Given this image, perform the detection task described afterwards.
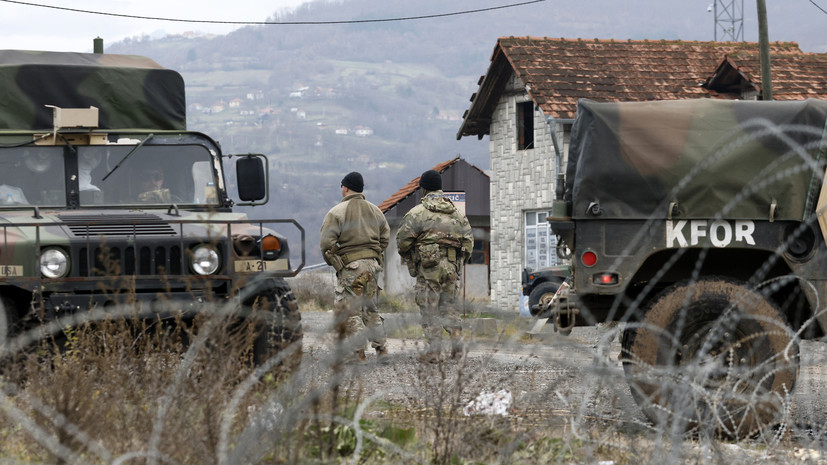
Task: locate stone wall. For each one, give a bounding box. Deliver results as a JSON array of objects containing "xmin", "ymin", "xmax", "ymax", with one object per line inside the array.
[{"xmin": 488, "ymin": 72, "xmax": 564, "ymax": 311}]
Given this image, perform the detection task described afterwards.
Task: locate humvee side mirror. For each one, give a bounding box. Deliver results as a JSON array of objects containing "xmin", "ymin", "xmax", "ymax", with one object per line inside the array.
[{"xmin": 235, "ymin": 154, "xmax": 269, "ymax": 206}]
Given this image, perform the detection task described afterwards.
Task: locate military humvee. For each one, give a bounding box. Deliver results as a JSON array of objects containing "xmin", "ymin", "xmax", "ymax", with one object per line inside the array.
[
  {"xmin": 0, "ymin": 49, "xmax": 303, "ymax": 368},
  {"xmin": 546, "ymin": 98, "xmax": 827, "ymax": 436},
  {"xmin": 521, "ymin": 265, "xmax": 568, "ymax": 317}
]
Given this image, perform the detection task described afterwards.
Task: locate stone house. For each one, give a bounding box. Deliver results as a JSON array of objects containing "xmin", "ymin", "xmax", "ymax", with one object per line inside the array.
[
  {"xmin": 457, "ymin": 37, "xmax": 827, "ymax": 312},
  {"xmin": 378, "ymin": 157, "xmax": 490, "ymax": 299}
]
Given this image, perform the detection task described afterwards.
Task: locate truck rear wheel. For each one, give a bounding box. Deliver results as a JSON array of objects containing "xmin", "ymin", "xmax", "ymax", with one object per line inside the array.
[{"xmin": 621, "ymin": 278, "xmax": 798, "ymax": 438}]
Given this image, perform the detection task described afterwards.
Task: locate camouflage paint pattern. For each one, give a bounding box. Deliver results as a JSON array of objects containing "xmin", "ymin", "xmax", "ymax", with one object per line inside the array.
[
  {"xmin": 566, "ymin": 99, "xmax": 827, "ymax": 221},
  {"xmin": 333, "ymin": 257, "xmax": 386, "ymax": 350},
  {"xmin": 0, "ymin": 50, "xmax": 185, "ymax": 131},
  {"xmin": 397, "ymin": 191, "xmax": 473, "ymax": 343}
]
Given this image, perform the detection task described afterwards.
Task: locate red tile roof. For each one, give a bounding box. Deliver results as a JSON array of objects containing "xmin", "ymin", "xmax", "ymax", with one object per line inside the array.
[
  {"xmin": 705, "ymin": 52, "xmax": 827, "ymax": 100},
  {"xmin": 378, "ymin": 156, "xmax": 488, "ymax": 213},
  {"xmin": 458, "ymin": 37, "xmax": 804, "ymax": 139}
]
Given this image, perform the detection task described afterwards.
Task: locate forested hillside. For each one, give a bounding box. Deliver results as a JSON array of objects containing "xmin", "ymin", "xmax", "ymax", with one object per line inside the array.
[{"xmin": 108, "ymin": 0, "xmax": 510, "ymax": 264}]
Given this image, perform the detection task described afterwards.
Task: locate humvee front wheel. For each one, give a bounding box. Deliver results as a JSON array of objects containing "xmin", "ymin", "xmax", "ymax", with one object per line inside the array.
[
  {"xmin": 528, "ymin": 281, "xmax": 561, "ymax": 317},
  {"xmin": 0, "ymin": 297, "xmax": 18, "ymax": 346},
  {"xmin": 621, "ymin": 278, "xmax": 798, "ymax": 438},
  {"xmin": 245, "ymin": 278, "xmax": 303, "ymax": 377}
]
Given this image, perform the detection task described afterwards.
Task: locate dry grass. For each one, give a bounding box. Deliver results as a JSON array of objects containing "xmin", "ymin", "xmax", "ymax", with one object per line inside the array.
[{"xmin": 0, "ymin": 273, "xmax": 822, "ymax": 465}]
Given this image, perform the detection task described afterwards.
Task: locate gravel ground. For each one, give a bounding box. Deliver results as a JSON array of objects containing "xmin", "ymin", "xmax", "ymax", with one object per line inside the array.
[
  {"xmin": 298, "ymin": 310, "xmax": 827, "ymax": 449},
  {"xmin": 300, "ymin": 311, "xmax": 654, "ymax": 427}
]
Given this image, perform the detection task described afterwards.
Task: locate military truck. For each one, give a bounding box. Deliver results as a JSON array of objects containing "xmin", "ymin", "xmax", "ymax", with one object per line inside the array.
[
  {"xmin": 521, "ymin": 265, "xmax": 568, "ymax": 317},
  {"xmin": 546, "ymin": 98, "xmax": 827, "ymax": 436},
  {"xmin": 0, "ymin": 49, "xmax": 303, "ymax": 369}
]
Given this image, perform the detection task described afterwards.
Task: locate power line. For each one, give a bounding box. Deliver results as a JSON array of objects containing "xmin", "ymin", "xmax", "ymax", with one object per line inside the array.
[
  {"xmin": 809, "ymin": 0, "xmax": 827, "ymax": 15},
  {"xmin": 0, "ymin": 0, "xmax": 546, "ymax": 25}
]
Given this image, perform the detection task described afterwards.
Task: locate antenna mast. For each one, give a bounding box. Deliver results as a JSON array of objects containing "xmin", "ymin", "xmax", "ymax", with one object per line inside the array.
[{"xmin": 710, "ymin": 0, "xmax": 745, "ymax": 41}]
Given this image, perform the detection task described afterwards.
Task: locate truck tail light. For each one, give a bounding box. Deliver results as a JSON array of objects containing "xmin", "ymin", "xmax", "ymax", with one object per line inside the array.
[
  {"xmin": 581, "ymin": 250, "xmax": 597, "ymax": 267},
  {"xmin": 593, "ymin": 272, "xmax": 618, "ymax": 285}
]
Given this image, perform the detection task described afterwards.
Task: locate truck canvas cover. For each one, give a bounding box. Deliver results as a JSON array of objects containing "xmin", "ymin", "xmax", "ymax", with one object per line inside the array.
[
  {"xmin": 0, "ymin": 50, "xmax": 185, "ymax": 131},
  {"xmin": 565, "ymin": 99, "xmax": 827, "ymax": 221}
]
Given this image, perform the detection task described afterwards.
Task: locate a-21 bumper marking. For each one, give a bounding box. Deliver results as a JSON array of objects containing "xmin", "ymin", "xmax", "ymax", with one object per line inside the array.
[{"xmin": 233, "ymin": 258, "xmax": 289, "ymax": 273}]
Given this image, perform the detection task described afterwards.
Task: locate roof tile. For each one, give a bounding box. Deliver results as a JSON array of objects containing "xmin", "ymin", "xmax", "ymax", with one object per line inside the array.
[{"xmin": 458, "ymin": 37, "xmax": 810, "ymax": 138}]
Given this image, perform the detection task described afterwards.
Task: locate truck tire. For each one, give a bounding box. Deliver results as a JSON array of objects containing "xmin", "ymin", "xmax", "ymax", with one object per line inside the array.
[
  {"xmin": 245, "ymin": 278, "xmax": 303, "ymax": 377},
  {"xmin": 0, "ymin": 296, "xmax": 18, "ymax": 345},
  {"xmin": 621, "ymin": 278, "xmax": 798, "ymax": 438},
  {"xmin": 0, "ymin": 296, "xmax": 20, "ymax": 361},
  {"xmin": 528, "ymin": 281, "xmax": 561, "ymax": 317}
]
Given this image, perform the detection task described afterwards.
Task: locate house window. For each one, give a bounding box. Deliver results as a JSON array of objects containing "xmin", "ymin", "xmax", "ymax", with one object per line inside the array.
[
  {"xmin": 525, "ymin": 210, "xmax": 557, "ymax": 270},
  {"xmin": 470, "ymin": 239, "xmax": 489, "ymax": 265},
  {"xmin": 517, "ymin": 101, "xmax": 534, "ymax": 150}
]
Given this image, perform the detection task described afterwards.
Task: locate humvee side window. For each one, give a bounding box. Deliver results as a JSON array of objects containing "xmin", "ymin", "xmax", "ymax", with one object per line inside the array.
[{"xmin": 0, "ymin": 147, "xmax": 66, "ymax": 206}]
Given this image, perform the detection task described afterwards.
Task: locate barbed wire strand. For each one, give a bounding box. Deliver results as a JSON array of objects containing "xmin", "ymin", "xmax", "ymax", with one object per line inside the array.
[{"xmin": 0, "ymin": 0, "xmax": 546, "ymax": 25}]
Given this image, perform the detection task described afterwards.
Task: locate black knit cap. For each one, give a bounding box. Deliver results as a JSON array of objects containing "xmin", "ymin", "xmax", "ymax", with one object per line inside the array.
[
  {"xmin": 419, "ymin": 170, "xmax": 442, "ymax": 192},
  {"xmin": 341, "ymin": 171, "xmax": 364, "ymax": 192}
]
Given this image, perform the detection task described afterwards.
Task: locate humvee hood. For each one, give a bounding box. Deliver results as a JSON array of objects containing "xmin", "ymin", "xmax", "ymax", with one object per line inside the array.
[{"xmin": 566, "ymin": 99, "xmax": 827, "ymax": 221}]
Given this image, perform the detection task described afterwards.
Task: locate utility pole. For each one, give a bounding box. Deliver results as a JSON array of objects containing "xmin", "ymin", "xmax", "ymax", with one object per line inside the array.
[{"xmin": 756, "ymin": 0, "xmax": 773, "ymax": 100}]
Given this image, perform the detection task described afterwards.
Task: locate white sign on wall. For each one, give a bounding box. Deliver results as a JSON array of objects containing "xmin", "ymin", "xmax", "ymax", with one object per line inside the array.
[{"xmin": 444, "ymin": 191, "xmax": 466, "ymax": 215}]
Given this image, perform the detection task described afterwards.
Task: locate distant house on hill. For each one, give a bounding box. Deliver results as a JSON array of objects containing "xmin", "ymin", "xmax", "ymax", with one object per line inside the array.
[
  {"xmin": 246, "ymin": 90, "xmax": 264, "ymax": 101},
  {"xmin": 354, "ymin": 126, "xmax": 374, "ymax": 137},
  {"xmin": 379, "ymin": 157, "xmax": 490, "ymax": 298},
  {"xmin": 457, "ymin": 37, "xmax": 827, "ymax": 312}
]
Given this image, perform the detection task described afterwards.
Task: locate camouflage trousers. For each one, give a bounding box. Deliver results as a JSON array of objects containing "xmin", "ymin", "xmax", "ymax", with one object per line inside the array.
[
  {"xmin": 414, "ymin": 256, "xmax": 463, "ymax": 345},
  {"xmin": 334, "ymin": 257, "xmax": 386, "ymax": 350}
]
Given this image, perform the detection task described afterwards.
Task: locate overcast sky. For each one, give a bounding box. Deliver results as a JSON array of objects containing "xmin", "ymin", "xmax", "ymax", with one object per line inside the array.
[
  {"xmin": 0, "ymin": 0, "xmax": 308, "ymax": 52},
  {"xmin": 1, "ymin": 1, "xmax": 826, "ymax": 54}
]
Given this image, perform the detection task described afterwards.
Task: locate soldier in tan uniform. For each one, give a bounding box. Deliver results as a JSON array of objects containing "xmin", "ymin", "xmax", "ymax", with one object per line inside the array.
[
  {"xmin": 397, "ymin": 170, "xmax": 473, "ymax": 362},
  {"xmin": 320, "ymin": 171, "xmax": 390, "ymax": 361}
]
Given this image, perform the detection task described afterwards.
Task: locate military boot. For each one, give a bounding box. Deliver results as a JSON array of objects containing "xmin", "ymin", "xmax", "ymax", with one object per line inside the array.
[
  {"xmin": 375, "ymin": 346, "xmax": 390, "ymax": 364},
  {"xmin": 351, "ymin": 349, "xmax": 367, "ymax": 363},
  {"xmin": 418, "ymin": 350, "xmax": 440, "ymax": 364}
]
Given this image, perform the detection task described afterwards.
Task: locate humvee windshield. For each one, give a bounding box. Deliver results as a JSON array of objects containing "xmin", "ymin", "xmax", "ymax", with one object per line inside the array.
[{"xmin": 0, "ymin": 144, "xmax": 218, "ymax": 208}]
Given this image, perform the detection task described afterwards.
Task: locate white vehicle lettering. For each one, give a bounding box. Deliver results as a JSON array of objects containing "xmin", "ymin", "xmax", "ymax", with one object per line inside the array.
[
  {"xmin": 735, "ymin": 220, "xmax": 756, "ymax": 245},
  {"xmin": 709, "ymin": 220, "xmax": 732, "ymax": 248},
  {"xmin": 666, "ymin": 220, "xmax": 755, "ymax": 248},
  {"xmin": 666, "ymin": 220, "xmax": 688, "ymax": 247},
  {"xmin": 690, "ymin": 220, "xmax": 707, "ymax": 246}
]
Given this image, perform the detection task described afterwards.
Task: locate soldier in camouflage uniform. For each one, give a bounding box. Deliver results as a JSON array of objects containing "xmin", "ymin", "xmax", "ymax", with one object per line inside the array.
[
  {"xmin": 320, "ymin": 171, "xmax": 390, "ymax": 361},
  {"xmin": 397, "ymin": 170, "xmax": 473, "ymax": 362}
]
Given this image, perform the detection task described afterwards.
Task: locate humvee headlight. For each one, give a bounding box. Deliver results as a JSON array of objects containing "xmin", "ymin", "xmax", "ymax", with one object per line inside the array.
[
  {"xmin": 40, "ymin": 248, "xmax": 70, "ymax": 278},
  {"xmin": 191, "ymin": 245, "xmax": 220, "ymax": 275}
]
